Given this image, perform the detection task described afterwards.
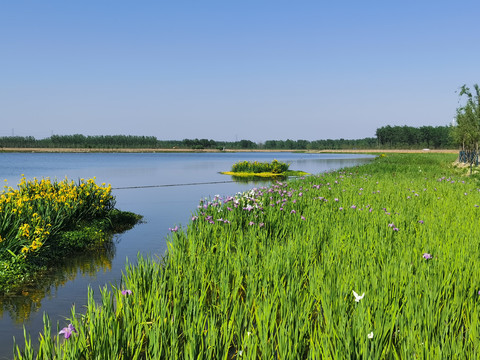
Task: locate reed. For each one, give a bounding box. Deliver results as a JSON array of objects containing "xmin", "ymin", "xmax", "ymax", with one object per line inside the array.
[{"xmin": 15, "ymin": 153, "xmax": 480, "ymax": 359}]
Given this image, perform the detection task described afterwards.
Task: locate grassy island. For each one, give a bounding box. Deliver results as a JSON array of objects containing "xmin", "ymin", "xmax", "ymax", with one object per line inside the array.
[
  {"xmin": 221, "ymin": 159, "xmax": 309, "ymax": 179},
  {"xmin": 0, "ymin": 176, "xmax": 141, "ymax": 293},
  {"xmin": 14, "ymin": 153, "xmax": 480, "ymax": 359}
]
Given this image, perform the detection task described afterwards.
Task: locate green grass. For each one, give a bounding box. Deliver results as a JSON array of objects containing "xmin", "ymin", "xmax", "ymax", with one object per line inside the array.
[{"xmin": 14, "ymin": 153, "xmax": 480, "ymax": 359}]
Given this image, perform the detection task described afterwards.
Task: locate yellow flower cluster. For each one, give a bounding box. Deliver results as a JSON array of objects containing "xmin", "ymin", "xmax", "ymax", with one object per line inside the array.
[{"xmin": 0, "ymin": 176, "xmax": 114, "ymax": 258}]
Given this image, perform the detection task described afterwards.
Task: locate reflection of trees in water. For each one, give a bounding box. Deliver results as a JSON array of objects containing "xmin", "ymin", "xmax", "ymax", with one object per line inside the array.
[
  {"xmin": 0, "ymin": 239, "xmax": 116, "ymax": 323},
  {"xmin": 230, "ymin": 175, "xmax": 286, "ymax": 184}
]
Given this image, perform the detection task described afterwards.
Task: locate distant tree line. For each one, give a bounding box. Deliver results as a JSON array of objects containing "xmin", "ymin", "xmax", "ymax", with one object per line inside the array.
[
  {"xmin": 375, "ymin": 125, "xmax": 453, "ymax": 149},
  {"xmin": 0, "ymin": 125, "xmax": 455, "ymax": 150}
]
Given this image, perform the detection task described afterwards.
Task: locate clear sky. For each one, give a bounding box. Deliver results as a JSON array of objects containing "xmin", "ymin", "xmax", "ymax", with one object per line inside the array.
[{"xmin": 1, "ymin": 1, "xmax": 479, "ymax": 142}]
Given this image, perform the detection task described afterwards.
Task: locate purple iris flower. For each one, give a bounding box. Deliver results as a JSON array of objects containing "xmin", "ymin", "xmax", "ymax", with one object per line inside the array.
[
  {"xmin": 423, "ymin": 253, "xmax": 432, "ymax": 260},
  {"xmin": 59, "ymin": 324, "xmax": 77, "ymax": 339},
  {"xmin": 418, "ymin": 220, "xmax": 424, "ymax": 224},
  {"xmin": 169, "ymin": 226, "xmax": 179, "ymax": 232},
  {"xmin": 122, "ymin": 289, "xmax": 133, "ymax": 295}
]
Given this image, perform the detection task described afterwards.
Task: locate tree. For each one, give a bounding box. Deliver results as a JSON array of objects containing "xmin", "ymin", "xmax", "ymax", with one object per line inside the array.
[{"xmin": 452, "ymin": 84, "xmax": 480, "ymax": 172}]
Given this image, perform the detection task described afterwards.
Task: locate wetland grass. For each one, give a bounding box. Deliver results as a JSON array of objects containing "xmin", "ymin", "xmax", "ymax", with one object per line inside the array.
[{"xmin": 14, "ymin": 153, "xmax": 480, "ymax": 359}]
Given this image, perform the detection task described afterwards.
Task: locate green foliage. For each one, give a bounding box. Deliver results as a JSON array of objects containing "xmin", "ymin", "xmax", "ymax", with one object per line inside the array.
[
  {"xmin": 0, "ymin": 177, "xmax": 140, "ymax": 292},
  {"xmin": 231, "ymin": 159, "xmax": 290, "ymax": 174},
  {"xmin": 452, "ymin": 84, "xmax": 480, "ymax": 163},
  {"xmin": 375, "ymin": 125, "xmax": 453, "ymax": 149}
]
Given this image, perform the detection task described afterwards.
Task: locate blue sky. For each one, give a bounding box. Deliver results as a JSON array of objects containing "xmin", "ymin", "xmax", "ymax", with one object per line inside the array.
[{"xmin": 1, "ymin": 1, "xmax": 479, "ymax": 142}]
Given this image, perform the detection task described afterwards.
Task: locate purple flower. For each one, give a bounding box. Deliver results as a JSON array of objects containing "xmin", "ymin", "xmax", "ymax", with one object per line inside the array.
[
  {"xmin": 418, "ymin": 220, "xmax": 424, "ymax": 224},
  {"xmin": 334, "ymin": 198, "xmax": 339, "ymax": 202},
  {"xmin": 339, "ymin": 207, "xmax": 343, "ymax": 211},
  {"xmin": 301, "ymin": 216, "xmax": 306, "ymax": 221},
  {"xmin": 259, "ymin": 222, "xmax": 265, "ymax": 228},
  {"xmin": 478, "ymin": 290, "xmax": 480, "ymax": 295},
  {"xmin": 59, "ymin": 324, "xmax": 77, "ymax": 339},
  {"xmin": 423, "ymin": 253, "xmax": 432, "ymax": 260},
  {"xmin": 122, "ymin": 289, "xmax": 133, "ymax": 295},
  {"xmin": 169, "ymin": 226, "xmax": 179, "ymax": 232},
  {"xmin": 191, "ymin": 216, "xmax": 198, "ymax": 221},
  {"xmin": 290, "ymin": 210, "xmax": 296, "ymax": 214},
  {"xmin": 249, "ymin": 221, "xmax": 255, "ymax": 226},
  {"xmin": 351, "ymin": 205, "xmax": 356, "ymax": 209}
]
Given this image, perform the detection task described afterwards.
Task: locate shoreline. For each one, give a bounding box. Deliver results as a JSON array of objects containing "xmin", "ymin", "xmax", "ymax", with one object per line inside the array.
[{"xmin": 0, "ymin": 147, "xmax": 459, "ymax": 154}]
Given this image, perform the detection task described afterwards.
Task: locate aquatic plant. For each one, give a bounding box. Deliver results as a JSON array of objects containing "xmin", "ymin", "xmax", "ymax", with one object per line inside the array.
[
  {"xmin": 0, "ymin": 176, "xmax": 139, "ymax": 292},
  {"xmin": 231, "ymin": 159, "xmax": 290, "ymax": 174}
]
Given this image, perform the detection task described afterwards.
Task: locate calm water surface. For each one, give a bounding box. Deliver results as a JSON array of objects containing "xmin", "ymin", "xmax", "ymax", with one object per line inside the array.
[{"xmin": 0, "ymin": 152, "xmax": 374, "ymax": 358}]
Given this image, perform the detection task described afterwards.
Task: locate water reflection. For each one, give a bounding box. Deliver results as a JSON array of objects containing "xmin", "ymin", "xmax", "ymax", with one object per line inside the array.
[
  {"xmin": 0, "ymin": 240, "xmax": 115, "ymax": 323},
  {"xmin": 229, "ymin": 175, "xmax": 286, "ymax": 183}
]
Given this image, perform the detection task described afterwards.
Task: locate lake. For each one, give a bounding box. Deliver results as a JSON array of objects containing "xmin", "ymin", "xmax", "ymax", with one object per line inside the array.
[{"xmin": 0, "ymin": 151, "xmax": 374, "ymax": 359}]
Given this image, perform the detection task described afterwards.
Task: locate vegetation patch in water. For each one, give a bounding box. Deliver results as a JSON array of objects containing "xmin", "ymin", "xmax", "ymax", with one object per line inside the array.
[
  {"xmin": 221, "ymin": 159, "xmax": 309, "ymax": 179},
  {"xmin": 0, "ymin": 176, "xmax": 141, "ymax": 293}
]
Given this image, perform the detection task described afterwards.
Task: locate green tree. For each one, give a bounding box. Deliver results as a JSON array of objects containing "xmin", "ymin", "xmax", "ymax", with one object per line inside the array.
[{"xmin": 452, "ymin": 84, "xmax": 480, "ymax": 172}]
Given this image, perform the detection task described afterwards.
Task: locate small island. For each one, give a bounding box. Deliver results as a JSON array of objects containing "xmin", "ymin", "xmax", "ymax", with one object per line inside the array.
[{"xmin": 221, "ymin": 159, "xmax": 309, "ymax": 179}]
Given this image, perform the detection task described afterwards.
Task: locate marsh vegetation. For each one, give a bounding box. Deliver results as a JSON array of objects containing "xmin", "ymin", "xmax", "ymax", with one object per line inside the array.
[{"xmin": 13, "ymin": 153, "xmax": 480, "ymax": 358}]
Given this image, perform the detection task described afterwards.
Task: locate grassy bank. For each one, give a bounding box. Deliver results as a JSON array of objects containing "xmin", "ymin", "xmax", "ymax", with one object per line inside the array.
[
  {"xmin": 14, "ymin": 153, "xmax": 480, "ymax": 359},
  {"xmin": 0, "ymin": 177, "xmax": 140, "ymax": 293}
]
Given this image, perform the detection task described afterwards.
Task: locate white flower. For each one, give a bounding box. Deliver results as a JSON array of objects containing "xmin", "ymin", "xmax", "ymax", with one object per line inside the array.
[
  {"xmin": 367, "ymin": 332, "xmax": 374, "ymax": 339},
  {"xmin": 352, "ymin": 290, "xmax": 365, "ymax": 302}
]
